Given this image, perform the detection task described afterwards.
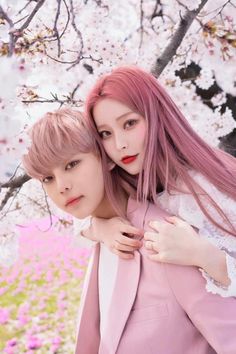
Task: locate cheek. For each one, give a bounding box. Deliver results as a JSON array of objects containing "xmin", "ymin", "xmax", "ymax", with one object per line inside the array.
[
  {"xmin": 91, "ymin": 172, "xmax": 105, "ymax": 202},
  {"xmin": 47, "ymin": 191, "xmax": 59, "ymax": 207},
  {"xmin": 44, "ymin": 187, "xmax": 53, "ymax": 200},
  {"xmin": 102, "ymin": 139, "xmax": 116, "ymax": 157},
  {"xmin": 132, "ymin": 123, "xmax": 147, "ymax": 145}
]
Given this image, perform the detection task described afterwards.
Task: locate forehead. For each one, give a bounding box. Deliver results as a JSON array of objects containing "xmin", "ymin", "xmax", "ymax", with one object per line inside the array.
[{"xmin": 93, "ymin": 98, "xmax": 133, "ymax": 123}]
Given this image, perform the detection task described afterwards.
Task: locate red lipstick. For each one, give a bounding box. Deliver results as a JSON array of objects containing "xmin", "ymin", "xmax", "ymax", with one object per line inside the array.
[
  {"xmin": 65, "ymin": 196, "xmax": 82, "ymax": 207},
  {"xmin": 121, "ymin": 155, "xmax": 138, "ymax": 164}
]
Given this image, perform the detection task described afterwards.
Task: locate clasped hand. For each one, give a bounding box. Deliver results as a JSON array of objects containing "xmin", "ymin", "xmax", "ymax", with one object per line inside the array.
[
  {"xmin": 144, "ymin": 216, "xmax": 203, "ymax": 267},
  {"xmin": 81, "ymin": 215, "xmax": 205, "ymax": 266}
]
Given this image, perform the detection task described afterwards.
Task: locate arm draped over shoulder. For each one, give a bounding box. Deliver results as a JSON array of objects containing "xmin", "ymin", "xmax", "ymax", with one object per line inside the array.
[{"xmin": 158, "ymin": 170, "xmax": 236, "ymax": 297}]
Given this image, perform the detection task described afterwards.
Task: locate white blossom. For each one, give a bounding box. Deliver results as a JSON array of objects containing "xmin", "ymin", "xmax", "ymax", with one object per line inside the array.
[{"xmin": 195, "ymin": 68, "xmax": 215, "ymax": 90}]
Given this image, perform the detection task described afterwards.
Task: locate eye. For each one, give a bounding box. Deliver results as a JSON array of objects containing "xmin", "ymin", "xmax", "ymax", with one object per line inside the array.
[
  {"xmin": 42, "ymin": 176, "xmax": 53, "ymax": 184},
  {"xmin": 124, "ymin": 119, "xmax": 138, "ymax": 129},
  {"xmin": 99, "ymin": 131, "xmax": 111, "ymax": 139},
  {"xmin": 66, "ymin": 160, "xmax": 80, "ymax": 170}
]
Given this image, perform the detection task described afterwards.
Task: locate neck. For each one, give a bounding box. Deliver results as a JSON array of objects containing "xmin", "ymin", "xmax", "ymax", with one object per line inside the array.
[{"xmin": 92, "ymin": 188, "xmax": 128, "ymax": 219}]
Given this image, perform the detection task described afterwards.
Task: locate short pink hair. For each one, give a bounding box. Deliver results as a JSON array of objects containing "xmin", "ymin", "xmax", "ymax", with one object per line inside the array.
[{"xmin": 22, "ymin": 108, "xmax": 99, "ymax": 180}]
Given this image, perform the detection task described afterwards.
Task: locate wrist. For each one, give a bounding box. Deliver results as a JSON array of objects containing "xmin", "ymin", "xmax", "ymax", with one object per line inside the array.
[
  {"xmin": 197, "ymin": 239, "xmax": 230, "ymax": 286},
  {"xmin": 190, "ymin": 238, "xmax": 210, "ymax": 268},
  {"xmin": 90, "ymin": 216, "xmax": 107, "ymax": 243},
  {"xmin": 196, "ymin": 238, "xmax": 220, "ymax": 269}
]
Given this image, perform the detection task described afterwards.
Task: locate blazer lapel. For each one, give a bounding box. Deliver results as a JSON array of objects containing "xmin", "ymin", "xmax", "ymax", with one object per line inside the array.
[
  {"xmin": 75, "ymin": 243, "xmax": 100, "ymax": 354},
  {"xmin": 99, "ymin": 251, "xmax": 141, "ymax": 353},
  {"xmin": 99, "ymin": 199, "xmax": 148, "ymax": 353},
  {"xmin": 76, "ymin": 199, "xmax": 149, "ymax": 354}
]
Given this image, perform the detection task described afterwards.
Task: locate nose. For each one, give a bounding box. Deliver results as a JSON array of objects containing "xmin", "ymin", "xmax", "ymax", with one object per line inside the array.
[
  {"xmin": 114, "ymin": 132, "xmax": 128, "ymax": 150},
  {"xmin": 56, "ymin": 176, "xmax": 72, "ymax": 194}
]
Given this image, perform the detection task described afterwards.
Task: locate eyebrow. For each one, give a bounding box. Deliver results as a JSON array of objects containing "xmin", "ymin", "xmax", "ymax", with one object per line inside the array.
[{"xmin": 96, "ymin": 111, "xmax": 133, "ymax": 129}]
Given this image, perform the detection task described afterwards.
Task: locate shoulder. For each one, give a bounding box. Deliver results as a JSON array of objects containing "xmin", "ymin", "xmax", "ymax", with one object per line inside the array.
[
  {"xmin": 186, "ymin": 170, "xmax": 235, "ymax": 213},
  {"xmin": 158, "ymin": 170, "xmax": 235, "ymax": 228},
  {"xmin": 127, "ymin": 197, "xmax": 170, "ymax": 229}
]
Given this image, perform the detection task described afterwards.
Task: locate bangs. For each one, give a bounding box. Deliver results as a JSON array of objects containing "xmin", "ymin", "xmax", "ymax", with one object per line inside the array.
[{"xmin": 22, "ymin": 108, "xmax": 98, "ymax": 179}]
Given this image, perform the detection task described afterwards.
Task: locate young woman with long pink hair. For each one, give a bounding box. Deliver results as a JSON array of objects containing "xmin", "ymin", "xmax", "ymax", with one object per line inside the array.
[{"xmin": 84, "ymin": 65, "xmax": 236, "ymax": 297}]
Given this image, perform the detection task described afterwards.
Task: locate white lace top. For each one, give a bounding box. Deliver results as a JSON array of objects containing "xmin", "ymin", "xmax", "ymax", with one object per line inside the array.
[{"xmin": 158, "ymin": 170, "xmax": 236, "ymax": 297}]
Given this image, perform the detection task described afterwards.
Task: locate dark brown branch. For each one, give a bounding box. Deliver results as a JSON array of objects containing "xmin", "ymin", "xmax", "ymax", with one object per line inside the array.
[
  {"xmin": 67, "ymin": 0, "xmax": 84, "ymax": 70},
  {"xmin": 0, "ymin": 6, "xmax": 13, "ymax": 27},
  {"xmin": 1, "ymin": 0, "xmax": 46, "ymax": 56},
  {"xmin": 0, "ymin": 185, "xmax": 22, "ymax": 214},
  {"xmin": 17, "ymin": 0, "xmax": 37, "ymax": 16},
  {"xmin": 1, "ymin": 174, "xmax": 31, "ymax": 189},
  {"xmin": 22, "ymin": 97, "xmax": 82, "ymax": 105},
  {"xmin": 151, "ymin": 0, "xmax": 208, "ymax": 77},
  {"xmin": 54, "ymin": 0, "xmax": 62, "ymax": 57},
  {"xmin": 71, "ymin": 82, "xmax": 82, "ymax": 99},
  {"xmin": 58, "ymin": 0, "xmax": 70, "ymax": 41},
  {"xmin": 18, "ymin": 0, "xmax": 46, "ymax": 32},
  {"xmin": 0, "ymin": 5, "xmax": 15, "ymax": 56},
  {"xmin": 139, "ymin": 0, "xmax": 144, "ymax": 49}
]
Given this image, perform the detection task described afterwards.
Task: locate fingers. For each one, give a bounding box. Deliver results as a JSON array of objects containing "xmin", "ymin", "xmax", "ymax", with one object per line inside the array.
[
  {"xmin": 147, "ymin": 253, "xmax": 162, "ymax": 262},
  {"xmin": 80, "ymin": 228, "xmax": 96, "ymax": 241},
  {"xmin": 114, "ymin": 241, "xmax": 141, "ymax": 252},
  {"xmin": 144, "ymin": 231, "xmax": 158, "ymax": 242},
  {"xmin": 111, "ymin": 248, "xmax": 134, "ymax": 260},
  {"xmin": 149, "ymin": 220, "xmax": 162, "ymax": 232},
  {"xmin": 149, "ymin": 218, "xmax": 183, "ymax": 232},
  {"xmin": 164, "ymin": 216, "xmax": 186, "ymax": 226},
  {"xmin": 122, "ymin": 224, "xmax": 144, "ymax": 237},
  {"xmin": 145, "ymin": 240, "xmax": 159, "ymax": 252},
  {"xmin": 120, "ymin": 235, "xmax": 143, "ymax": 248}
]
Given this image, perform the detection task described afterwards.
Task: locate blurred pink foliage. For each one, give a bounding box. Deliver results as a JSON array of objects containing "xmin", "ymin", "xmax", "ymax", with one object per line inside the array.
[{"xmin": 0, "ymin": 218, "xmax": 91, "ymax": 353}]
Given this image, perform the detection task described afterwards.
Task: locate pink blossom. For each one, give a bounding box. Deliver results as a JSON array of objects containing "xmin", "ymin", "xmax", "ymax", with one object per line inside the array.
[
  {"xmin": 58, "ymin": 291, "xmax": 66, "ymax": 300},
  {"xmin": 50, "ymin": 344, "xmax": 60, "ymax": 353},
  {"xmin": 17, "ymin": 314, "xmax": 29, "ymax": 326},
  {"xmin": 52, "ymin": 336, "xmax": 62, "ymax": 345},
  {"xmin": 0, "ymin": 307, "xmax": 10, "ymax": 324},
  {"xmin": 38, "ymin": 312, "xmax": 48, "ymax": 320},
  {"xmin": 6, "ymin": 338, "xmax": 17, "ymax": 347},
  {"xmin": 73, "ymin": 269, "xmax": 84, "ymax": 278},
  {"xmin": 4, "ymin": 347, "xmax": 16, "ymax": 354},
  {"xmin": 0, "ymin": 287, "xmax": 8, "ymax": 295},
  {"xmin": 27, "ymin": 335, "xmax": 42, "ymax": 350}
]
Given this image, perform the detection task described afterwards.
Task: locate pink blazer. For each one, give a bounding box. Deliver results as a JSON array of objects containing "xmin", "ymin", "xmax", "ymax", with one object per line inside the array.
[{"xmin": 75, "ymin": 199, "xmax": 236, "ymax": 354}]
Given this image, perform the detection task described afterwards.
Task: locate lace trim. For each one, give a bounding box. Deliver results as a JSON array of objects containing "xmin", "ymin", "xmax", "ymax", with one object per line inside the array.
[{"xmin": 200, "ymin": 253, "xmax": 236, "ymax": 297}]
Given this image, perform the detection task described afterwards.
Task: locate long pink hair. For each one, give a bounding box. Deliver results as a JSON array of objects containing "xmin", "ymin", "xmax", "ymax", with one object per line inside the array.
[{"xmin": 85, "ymin": 66, "xmax": 236, "ymax": 236}]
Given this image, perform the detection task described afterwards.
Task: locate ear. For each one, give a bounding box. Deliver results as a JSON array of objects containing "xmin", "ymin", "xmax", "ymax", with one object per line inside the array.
[{"xmin": 107, "ymin": 160, "xmax": 116, "ymax": 171}]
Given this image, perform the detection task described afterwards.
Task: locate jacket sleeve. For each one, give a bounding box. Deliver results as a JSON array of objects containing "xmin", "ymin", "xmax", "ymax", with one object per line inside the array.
[{"xmin": 165, "ymin": 262, "xmax": 236, "ymax": 354}]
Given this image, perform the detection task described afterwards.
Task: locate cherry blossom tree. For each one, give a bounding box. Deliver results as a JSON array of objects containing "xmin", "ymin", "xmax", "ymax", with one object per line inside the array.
[{"xmin": 0, "ymin": 0, "xmax": 236, "ymax": 265}]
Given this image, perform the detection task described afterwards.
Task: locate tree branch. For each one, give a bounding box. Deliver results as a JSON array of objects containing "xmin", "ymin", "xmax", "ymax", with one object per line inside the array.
[
  {"xmin": 53, "ymin": 0, "xmax": 62, "ymax": 57},
  {"xmin": 151, "ymin": 0, "xmax": 208, "ymax": 77},
  {"xmin": 0, "ymin": 5, "xmax": 15, "ymax": 56},
  {"xmin": 18, "ymin": 0, "xmax": 46, "ymax": 32},
  {"xmin": 1, "ymin": 174, "xmax": 31, "ymax": 190}
]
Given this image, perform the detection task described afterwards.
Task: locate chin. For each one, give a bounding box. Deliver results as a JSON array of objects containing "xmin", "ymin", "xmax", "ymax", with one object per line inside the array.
[
  {"xmin": 124, "ymin": 166, "xmax": 141, "ymax": 175},
  {"xmin": 74, "ymin": 212, "xmax": 90, "ymax": 219}
]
